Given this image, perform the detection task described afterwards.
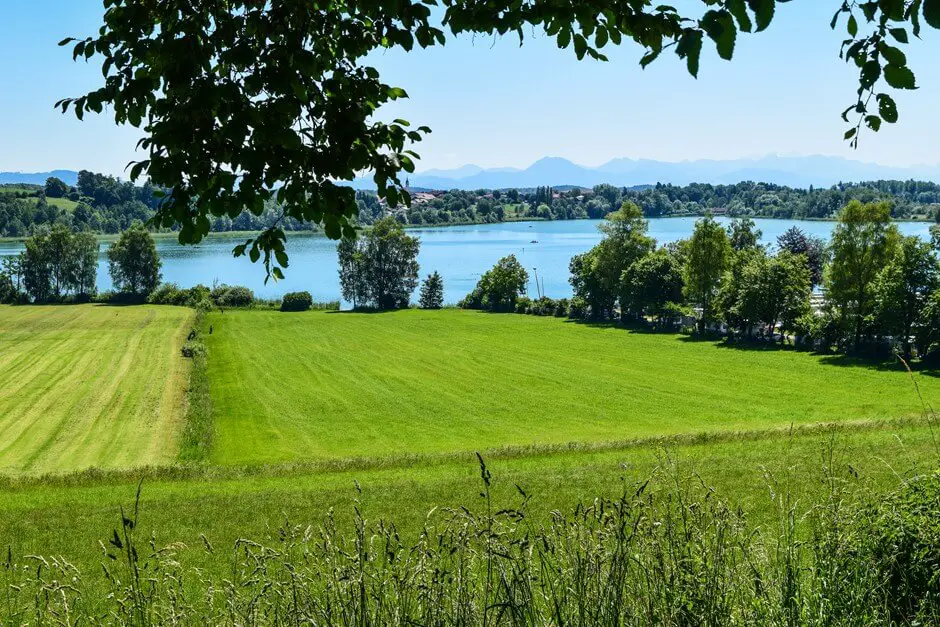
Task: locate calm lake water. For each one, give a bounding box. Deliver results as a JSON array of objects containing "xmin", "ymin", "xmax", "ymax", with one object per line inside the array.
[{"xmin": 1, "ymin": 218, "xmax": 934, "ymax": 304}]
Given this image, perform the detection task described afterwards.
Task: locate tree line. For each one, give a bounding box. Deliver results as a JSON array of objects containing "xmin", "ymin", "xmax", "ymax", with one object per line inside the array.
[
  {"xmin": 3, "ymin": 174, "xmax": 939, "ymax": 240},
  {"xmin": 0, "ymin": 223, "xmax": 161, "ymax": 304},
  {"xmin": 360, "ymin": 180, "xmax": 940, "ymax": 228},
  {"xmin": 460, "ymin": 201, "xmax": 940, "ymax": 363}
]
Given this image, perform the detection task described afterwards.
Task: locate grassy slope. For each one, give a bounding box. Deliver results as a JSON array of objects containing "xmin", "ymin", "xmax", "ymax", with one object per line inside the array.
[
  {"xmin": 206, "ymin": 308, "xmax": 940, "ymax": 466},
  {"xmin": 0, "ymin": 424, "xmax": 936, "ymax": 582},
  {"xmin": 0, "ymin": 305, "xmax": 194, "ymax": 473}
]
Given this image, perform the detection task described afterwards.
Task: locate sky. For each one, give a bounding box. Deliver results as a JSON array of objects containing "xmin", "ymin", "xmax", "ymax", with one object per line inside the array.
[{"xmin": 1, "ymin": 1, "xmax": 938, "ymax": 177}]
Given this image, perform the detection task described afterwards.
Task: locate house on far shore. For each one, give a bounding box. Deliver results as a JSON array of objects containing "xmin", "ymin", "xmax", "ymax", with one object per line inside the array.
[{"xmin": 709, "ymin": 207, "xmax": 729, "ymax": 216}]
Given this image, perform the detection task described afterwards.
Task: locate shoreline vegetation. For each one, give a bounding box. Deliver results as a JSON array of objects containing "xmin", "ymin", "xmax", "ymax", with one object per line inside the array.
[{"xmin": 2, "ymin": 174, "xmax": 939, "ymax": 244}]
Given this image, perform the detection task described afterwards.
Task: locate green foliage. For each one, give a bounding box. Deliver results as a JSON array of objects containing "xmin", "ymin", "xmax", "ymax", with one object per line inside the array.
[
  {"xmin": 280, "ymin": 291, "xmax": 314, "ymax": 312},
  {"xmin": 418, "ymin": 271, "xmax": 444, "ymax": 309},
  {"xmin": 465, "ymin": 254, "xmax": 529, "ymax": 312},
  {"xmin": 722, "ymin": 249, "xmax": 811, "ymax": 341},
  {"xmin": 570, "ymin": 202, "xmax": 655, "ymax": 319},
  {"xmin": 873, "ymin": 235, "xmax": 939, "ymax": 358},
  {"xmin": 107, "ymin": 222, "xmax": 162, "ymax": 296},
  {"xmin": 17, "ymin": 225, "xmax": 99, "ymax": 302},
  {"xmin": 210, "ymin": 284, "xmax": 254, "ymax": 308},
  {"xmin": 726, "ymin": 216, "xmax": 762, "ymax": 251},
  {"xmin": 43, "ymin": 176, "xmax": 69, "ymax": 199},
  {"xmin": 826, "ymin": 200, "xmax": 901, "ymax": 349},
  {"xmin": 621, "ymin": 247, "xmax": 685, "ymax": 323},
  {"xmin": 684, "ymin": 214, "xmax": 732, "ymax": 331},
  {"xmin": 776, "ymin": 225, "xmax": 827, "ymax": 287},
  {"xmin": 337, "ymin": 217, "xmax": 420, "ymax": 309}
]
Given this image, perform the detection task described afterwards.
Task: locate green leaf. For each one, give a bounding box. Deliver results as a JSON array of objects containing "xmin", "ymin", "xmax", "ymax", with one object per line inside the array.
[
  {"xmin": 595, "ymin": 27, "xmax": 608, "ymax": 49},
  {"xmin": 889, "ymin": 28, "xmax": 909, "ymax": 43},
  {"xmin": 676, "ymin": 30, "xmax": 703, "ymax": 78},
  {"xmin": 844, "ymin": 127, "xmax": 857, "ymax": 140},
  {"xmin": 924, "ymin": 0, "xmax": 940, "ymax": 28},
  {"xmin": 878, "ymin": 42, "xmax": 907, "ymax": 67},
  {"xmin": 727, "ymin": 0, "xmax": 753, "ymax": 32},
  {"xmin": 877, "ymin": 93, "xmax": 899, "ymax": 123},
  {"xmin": 884, "ymin": 64, "xmax": 917, "ymax": 89},
  {"xmin": 573, "ymin": 33, "xmax": 587, "ymax": 60},
  {"xmin": 556, "ymin": 28, "xmax": 570, "ymax": 49},
  {"xmin": 702, "ymin": 11, "xmax": 736, "ymax": 61},
  {"xmin": 746, "ymin": 0, "xmax": 775, "ymax": 32},
  {"xmin": 847, "ymin": 15, "xmax": 858, "ymax": 37},
  {"xmin": 864, "ymin": 115, "xmax": 882, "ymax": 131}
]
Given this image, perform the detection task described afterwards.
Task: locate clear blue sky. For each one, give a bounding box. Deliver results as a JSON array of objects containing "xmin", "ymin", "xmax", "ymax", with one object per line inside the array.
[{"xmin": 1, "ymin": 1, "xmax": 938, "ymax": 177}]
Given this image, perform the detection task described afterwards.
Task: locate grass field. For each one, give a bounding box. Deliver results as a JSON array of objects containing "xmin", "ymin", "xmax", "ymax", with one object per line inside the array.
[
  {"xmin": 205, "ymin": 308, "xmax": 940, "ymax": 465},
  {"xmin": 0, "ymin": 305, "xmax": 939, "ymax": 599},
  {"xmin": 0, "ymin": 305, "xmax": 194, "ymax": 473}
]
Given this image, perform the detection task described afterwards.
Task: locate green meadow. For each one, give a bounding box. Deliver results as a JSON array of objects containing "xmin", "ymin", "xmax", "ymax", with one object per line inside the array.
[
  {"xmin": 205, "ymin": 309, "xmax": 940, "ymax": 465},
  {"xmin": 0, "ymin": 305, "xmax": 938, "ymax": 585}
]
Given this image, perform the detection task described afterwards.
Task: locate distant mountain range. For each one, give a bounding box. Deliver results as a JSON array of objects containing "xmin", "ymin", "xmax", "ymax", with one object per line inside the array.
[
  {"xmin": 0, "ymin": 170, "xmax": 79, "ymax": 186},
  {"xmin": 355, "ymin": 155, "xmax": 940, "ymax": 191},
  {"xmin": 5, "ymin": 155, "xmax": 940, "ymax": 194}
]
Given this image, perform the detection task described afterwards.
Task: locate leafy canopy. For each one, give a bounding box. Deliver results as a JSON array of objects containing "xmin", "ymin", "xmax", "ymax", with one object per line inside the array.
[{"xmin": 58, "ymin": 0, "xmax": 938, "ymax": 275}]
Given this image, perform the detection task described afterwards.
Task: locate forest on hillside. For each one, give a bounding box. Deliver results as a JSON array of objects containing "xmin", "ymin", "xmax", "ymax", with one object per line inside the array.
[{"xmin": 1, "ymin": 172, "xmax": 939, "ymax": 238}]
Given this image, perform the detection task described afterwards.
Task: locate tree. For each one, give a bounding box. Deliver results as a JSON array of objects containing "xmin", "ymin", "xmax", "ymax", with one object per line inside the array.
[
  {"xmin": 570, "ymin": 202, "xmax": 654, "ymax": 320},
  {"xmin": 108, "ymin": 223, "xmax": 162, "ymax": 296},
  {"xmin": 826, "ymin": 200, "xmax": 901, "ymax": 350},
  {"xmin": 72, "ymin": 232, "xmax": 99, "ymax": 297},
  {"xmin": 336, "ymin": 217, "xmax": 420, "ymax": 309},
  {"xmin": 776, "ymin": 226, "xmax": 826, "ymax": 288},
  {"xmin": 419, "ymin": 272, "xmax": 444, "ymax": 309},
  {"xmin": 873, "ymin": 236, "xmax": 939, "ymax": 359},
  {"xmin": 620, "ymin": 248, "xmax": 684, "ymax": 324},
  {"xmin": 46, "ymin": 225, "xmax": 79, "ymax": 299},
  {"xmin": 740, "ymin": 251, "xmax": 811, "ymax": 343},
  {"xmin": 59, "ymin": 1, "xmax": 936, "ymax": 274},
  {"xmin": 337, "ymin": 237, "xmax": 368, "ymax": 308},
  {"xmin": 44, "ymin": 177, "xmax": 69, "ymax": 199},
  {"xmin": 22, "ymin": 234, "xmax": 52, "ymax": 302},
  {"xmin": 470, "ymin": 255, "xmax": 529, "ymax": 312},
  {"xmin": 684, "ymin": 214, "xmax": 731, "ymax": 333},
  {"xmin": 727, "ymin": 217, "xmax": 762, "ymax": 251}
]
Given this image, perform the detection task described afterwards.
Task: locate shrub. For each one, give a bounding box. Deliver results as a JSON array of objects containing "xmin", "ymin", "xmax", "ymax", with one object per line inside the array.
[
  {"xmin": 181, "ymin": 338, "xmax": 206, "ymax": 358},
  {"xmin": 568, "ymin": 296, "xmax": 588, "ymax": 319},
  {"xmin": 212, "ymin": 285, "xmax": 254, "ymax": 307},
  {"xmin": 514, "ymin": 296, "xmax": 532, "ymax": 314},
  {"xmin": 458, "ymin": 287, "xmax": 484, "ymax": 310},
  {"xmin": 281, "ymin": 291, "xmax": 313, "ymax": 312},
  {"xmin": 148, "ymin": 283, "xmax": 186, "ymax": 305},
  {"xmin": 554, "ymin": 298, "xmax": 570, "ymax": 317}
]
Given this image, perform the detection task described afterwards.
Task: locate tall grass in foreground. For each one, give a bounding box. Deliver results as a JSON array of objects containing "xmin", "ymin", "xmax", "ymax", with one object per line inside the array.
[{"xmin": 3, "ymin": 452, "xmax": 938, "ymax": 625}]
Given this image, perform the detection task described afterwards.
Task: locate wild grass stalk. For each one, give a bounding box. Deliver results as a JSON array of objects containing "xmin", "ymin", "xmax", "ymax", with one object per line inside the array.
[{"xmin": 3, "ymin": 453, "xmax": 938, "ymax": 625}]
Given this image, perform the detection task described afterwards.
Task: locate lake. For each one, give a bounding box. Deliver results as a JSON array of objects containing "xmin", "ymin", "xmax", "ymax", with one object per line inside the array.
[{"xmin": 0, "ymin": 218, "xmax": 934, "ymax": 304}]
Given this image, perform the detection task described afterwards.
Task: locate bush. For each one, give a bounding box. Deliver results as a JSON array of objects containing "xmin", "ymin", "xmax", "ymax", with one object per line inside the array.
[
  {"xmin": 181, "ymin": 338, "xmax": 206, "ymax": 358},
  {"xmin": 554, "ymin": 298, "xmax": 570, "ymax": 317},
  {"xmin": 458, "ymin": 287, "xmax": 484, "ymax": 310},
  {"xmin": 568, "ymin": 296, "xmax": 588, "ymax": 319},
  {"xmin": 212, "ymin": 285, "xmax": 254, "ymax": 307},
  {"xmin": 148, "ymin": 283, "xmax": 186, "ymax": 306},
  {"xmin": 281, "ymin": 291, "xmax": 313, "ymax": 312},
  {"xmin": 514, "ymin": 296, "xmax": 532, "ymax": 314}
]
